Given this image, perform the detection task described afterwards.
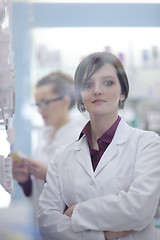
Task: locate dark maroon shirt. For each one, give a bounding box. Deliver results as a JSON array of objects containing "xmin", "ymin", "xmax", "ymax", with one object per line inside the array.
[
  {"xmin": 19, "ymin": 175, "xmax": 32, "ymax": 197},
  {"xmin": 79, "ymin": 116, "xmax": 121, "ymax": 171}
]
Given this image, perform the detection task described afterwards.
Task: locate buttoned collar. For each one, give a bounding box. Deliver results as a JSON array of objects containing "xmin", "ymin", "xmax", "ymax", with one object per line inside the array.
[{"xmin": 79, "ymin": 116, "xmax": 121, "ymax": 148}]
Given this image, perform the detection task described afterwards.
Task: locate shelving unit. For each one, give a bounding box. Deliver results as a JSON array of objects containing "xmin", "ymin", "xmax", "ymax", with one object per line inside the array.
[
  {"xmin": 0, "ymin": 0, "xmax": 15, "ymax": 195},
  {"xmin": 30, "ymin": 27, "xmax": 160, "ymax": 137}
]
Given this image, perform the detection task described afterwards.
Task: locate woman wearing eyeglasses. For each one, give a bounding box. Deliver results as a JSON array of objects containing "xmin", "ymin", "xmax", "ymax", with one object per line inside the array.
[
  {"xmin": 38, "ymin": 52, "xmax": 160, "ymax": 240},
  {"xmin": 12, "ymin": 71, "xmax": 83, "ymax": 239}
]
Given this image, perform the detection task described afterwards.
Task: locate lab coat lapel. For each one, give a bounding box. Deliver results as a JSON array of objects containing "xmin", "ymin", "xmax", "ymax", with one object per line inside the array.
[
  {"xmin": 94, "ymin": 143, "xmax": 118, "ymax": 175},
  {"xmin": 73, "ymin": 119, "xmax": 131, "ymax": 178},
  {"xmin": 95, "ymin": 118, "xmax": 131, "ymax": 176},
  {"xmin": 74, "ymin": 136, "xmax": 95, "ymax": 181}
]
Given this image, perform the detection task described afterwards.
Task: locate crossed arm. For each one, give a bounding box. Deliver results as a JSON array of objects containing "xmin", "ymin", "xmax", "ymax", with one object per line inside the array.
[{"xmin": 64, "ymin": 204, "xmax": 133, "ymax": 240}]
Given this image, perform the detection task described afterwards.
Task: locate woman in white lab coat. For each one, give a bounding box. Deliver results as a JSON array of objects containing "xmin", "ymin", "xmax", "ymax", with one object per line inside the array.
[
  {"xmin": 38, "ymin": 52, "xmax": 160, "ymax": 240},
  {"xmin": 12, "ymin": 71, "xmax": 82, "ymax": 239}
]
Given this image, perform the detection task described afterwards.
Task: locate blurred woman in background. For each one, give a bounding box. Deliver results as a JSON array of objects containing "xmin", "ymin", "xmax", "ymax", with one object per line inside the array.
[{"xmin": 12, "ymin": 71, "xmax": 82, "ymax": 239}]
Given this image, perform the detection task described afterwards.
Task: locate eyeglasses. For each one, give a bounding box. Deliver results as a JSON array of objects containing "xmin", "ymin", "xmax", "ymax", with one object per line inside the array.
[{"xmin": 34, "ymin": 96, "xmax": 64, "ymax": 109}]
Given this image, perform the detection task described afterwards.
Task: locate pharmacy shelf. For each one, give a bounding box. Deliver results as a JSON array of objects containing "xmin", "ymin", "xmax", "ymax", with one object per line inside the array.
[{"xmin": 0, "ymin": 0, "xmax": 14, "ymax": 195}]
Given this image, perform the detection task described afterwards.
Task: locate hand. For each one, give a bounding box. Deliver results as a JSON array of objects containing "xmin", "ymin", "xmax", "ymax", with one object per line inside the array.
[
  {"xmin": 104, "ymin": 230, "xmax": 133, "ymax": 239},
  {"xmin": 64, "ymin": 204, "xmax": 76, "ymax": 217},
  {"xmin": 25, "ymin": 158, "xmax": 48, "ymax": 181},
  {"xmin": 12, "ymin": 158, "xmax": 30, "ymax": 183}
]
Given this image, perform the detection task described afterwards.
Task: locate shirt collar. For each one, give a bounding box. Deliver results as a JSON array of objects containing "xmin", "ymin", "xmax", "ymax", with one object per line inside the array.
[{"xmin": 79, "ymin": 116, "xmax": 121, "ymax": 146}]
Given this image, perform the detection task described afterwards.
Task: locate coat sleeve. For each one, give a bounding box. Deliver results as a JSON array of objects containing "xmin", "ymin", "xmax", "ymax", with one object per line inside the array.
[
  {"xmin": 71, "ymin": 132, "xmax": 160, "ymax": 232},
  {"xmin": 37, "ymin": 151, "xmax": 105, "ymax": 240}
]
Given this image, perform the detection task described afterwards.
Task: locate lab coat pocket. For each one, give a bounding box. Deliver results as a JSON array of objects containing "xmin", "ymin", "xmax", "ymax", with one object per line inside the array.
[{"xmin": 112, "ymin": 176, "xmax": 133, "ymax": 195}]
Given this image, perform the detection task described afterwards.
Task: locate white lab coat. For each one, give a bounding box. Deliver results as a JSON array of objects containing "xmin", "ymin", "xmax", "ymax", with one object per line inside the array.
[
  {"xmin": 38, "ymin": 118, "xmax": 160, "ymax": 240},
  {"xmin": 29, "ymin": 121, "xmax": 82, "ymax": 235}
]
